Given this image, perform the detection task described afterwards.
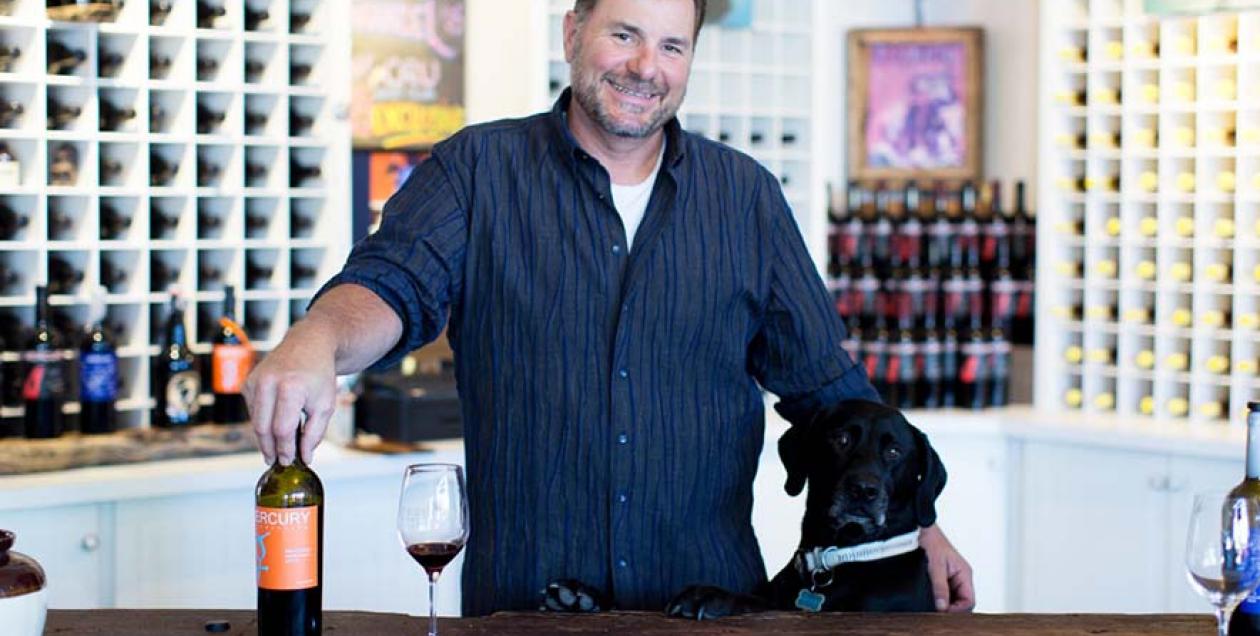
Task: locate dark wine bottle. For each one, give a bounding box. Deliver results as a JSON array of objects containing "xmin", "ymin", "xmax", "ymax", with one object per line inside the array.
[
  {"xmin": 47, "ymin": 98, "xmax": 81, "ymax": 129},
  {"xmin": 98, "ymin": 50, "xmax": 124, "ymax": 77},
  {"xmin": 244, "ymin": 311, "xmax": 270, "ymax": 337},
  {"xmin": 246, "ymin": 209, "xmax": 270, "ymax": 236},
  {"xmin": 46, "ymin": 40, "xmax": 86, "ymax": 74},
  {"xmin": 197, "ymin": 1, "xmax": 226, "ymax": 28},
  {"xmin": 212, "ymin": 285, "xmax": 251, "ymax": 425},
  {"xmin": 0, "ymin": 264, "xmax": 18, "ymax": 293},
  {"xmin": 100, "ymin": 256, "xmax": 127, "ymax": 292},
  {"xmin": 47, "ymin": 206, "xmax": 74, "ymax": 240},
  {"xmin": 0, "ymin": 45, "xmax": 21, "ymax": 72},
  {"xmin": 150, "ymin": 206, "xmax": 179, "ymax": 238},
  {"xmin": 79, "ymin": 294, "xmax": 117, "ymax": 435},
  {"xmin": 246, "ymin": 162, "xmax": 269, "ymax": 186},
  {"xmin": 150, "ymin": 256, "xmax": 176, "ymax": 292},
  {"xmin": 47, "ymin": 255, "xmax": 82, "ymax": 294},
  {"xmin": 245, "ymin": 59, "xmax": 265, "ymax": 83},
  {"xmin": 290, "ymin": 62, "xmax": 312, "ymax": 83},
  {"xmin": 150, "ymin": 153, "xmax": 178, "ymax": 186},
  {"xmin": 100, "ymin": 202, "xmax": 131, "ymax": 239},
  {"xmin": 196, "ymin": 56, "xmax": 219, "ymax": 80},
  {"xmin": 23, "ymin": 286, "xmax": 69, "ymax": 438},
  {"xmin": 290, "ymin": 11, "xmax": 311, "ymax": 32},
  {"xmin": 290, "ymin": 161, "xmax": 320, "ymax": 187},
  {"xmin": 245, "ymin": 111, "xmax": 268, "ymax": 135},
  {"xmin": 289, "ymin": 112, "xmax": 313, "ymax": 136},
  {"xmin": 0, "ymin": 202, "xmax": 29, "ymax": 239},
  {"xmin": 150, "ymin": 53, "xmax": 171, "ymax": 79},
  {"xmin": 197, "ymin": 160, "xmax": 222, "ymax": 186},
  {"xmin": 100, "ymin": 157, "xmax": 124, "ymax": 184},
  {"xmin": 199, "ymin": 262, "xmax": 222, "ymax": 286},
  {"xmin": 290, "ymin": 262, "xmax": 317, "ymax": 286},
  {"xmin": 0, "ymin": 100, "xmax": 23, "ymax": 128},
  {"xmin": 246, "ymin": 258, "xmax": 273, "ymax": 289},
  {"xmin": 245, "ymin": 6, "xmax": 269, "ymax": 30},
  {"xmin": 154, "ymin": 292, "xmax": 200, "ymax": 427},
  {"xmin": 197, "ymin": 103, "xmax": 226, "ymax": 134},
  {"xmin": 256, "ymin": 424, "xmax": 323, "ymax": 636},
  {"xmin": 290, "ymin": 213, "xmax": 313, "ymax": 237},
  {"xmin": 150, "ymin": 0, "xmax": 172, "ymax": 25},
  {"xmin": 1229, "ymin": 402, "xmax": 1260, "ymax": 636},
  {"xmin": 198, "ymin": 209, "xmax": 223, "ymax": 234},
  {"xmin": 99, "ymin": 101, "xmax": 136, "ymax": 131}
]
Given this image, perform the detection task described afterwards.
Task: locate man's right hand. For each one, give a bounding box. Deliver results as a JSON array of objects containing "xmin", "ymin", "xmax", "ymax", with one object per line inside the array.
[{"xmin": 243, "ymin": 321, "xmax": 338, "ymax": 466}]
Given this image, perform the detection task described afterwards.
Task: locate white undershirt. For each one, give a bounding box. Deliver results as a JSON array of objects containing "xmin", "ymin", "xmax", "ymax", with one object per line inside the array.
[{"xmin": 610, "ymin": 144, "xmax": 665, "ymax": 250}]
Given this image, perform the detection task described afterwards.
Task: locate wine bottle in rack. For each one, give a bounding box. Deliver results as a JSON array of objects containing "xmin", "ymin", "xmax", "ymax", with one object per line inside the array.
[
  {"xmin": 150, "ymin": 207, "xmax": 179, "ymax": 239},
  {"xmin": 1053, "ymin": 132, "xmax": 1086, "ymax": 149},
  {"xmin": 197, "ymin": 161, "xmax": 223, "ymax": 187},
  {"xmin": 212, "ymin": 285, "xmax": 252, "ymax": 425},
  {"xmin": 197, "ymin": 104, "xmax": 226, "ymax": 134},
  {"xmin": 1205, "ymin": 354, "xmax": 1231, "ymax": 375},
  {"xmin": 154, "ymin": 291, "xmax": 200, "ymax": 428},
  {"xmin": 98, "ymin": 50, "xmax": 123, "ymax": 77},
  {"xmin": 150, "ymin": 154, "xmax": 178, "ymax": 186},
  {"xmin": 957, "ymin": 323, "xmax": 990, "ymax": 410},
  {"xmin": 1093, "ymin": 392, "xmax": 1116, "ymax": 411},
  {"xmin": 150, "ymin": 257, "xmax": 177, "ymax": 291},
  {"xmin": 0, "ymin": 101, "xmax": 23, "ymax": 128},
  {"xmin": 196, "ymin": 1, "xmax": 226, "ymax": 28},
  {"xmin": 0, "ymin": 310, "xmax": 25, "ymax": 408},
  {"xmin": 1064, "ymin": 387, "xmax": 1083, "ymax": 409},
  {"xmin": 290, "ymin": 160, "xmax": 321, "ymax": 187},
  {"xmin": 46, "ymin": 41, "xmax": 86, "ymax": 75},
  {"xmin": 291, "ymin": 262, "xmax": 317, "ymax": 287},
  {"xmin": 0, "ymin": 202, "xmax": 29, "ymax": 240},
  {"xmin": 22, "ymin": 286, "xmax": 69, "ymax": 439},
  {"xmin": 47, "ymin": 99, "xmax": 81, "ymax": 129},
  {"xmin": 196, "ymin": 57, "xmax": 220, "ymax": 80},
  {"xmin": 244, "ymin": 6, "xmax": 269, "ymax": 30},
  {"xmin": 100, "ymin": 158, "xmax": 124, "ymax": 185},
  {"xmin": 290, "ymin": 112, "xmax": 314, "ymax": 136},
  {"xmin": 150, "ymin": 53, "xmax": 171, "ymax": 79},
  {"xmin": 99, "ymin": 256, "xmax": 127, "ymax": 293},
  {"xmin": 0, "ymin": 264, "xmax": 18, "ymax": 293},
  {"xmin": 246, "ymin": 209, "xmax": 270, "ymax": 236},
  {"xmin": 1053, "ymin": 89, "xmax": 1086, "ymax": 106},
  {"xmin": 1164, "ymin": 352, "xmax": 1189, "ymax": 372},
  {"xmin": 290, "ymin": 62, "xmax": 313, "ymax": 84},
  {"xmin": 79, "ymin": 290, "xmax": 117, "ymax": 435},
  {"xmin": 245, "ymin": 59, "xmax": 265, "ymax": 83},
  {"xmin": 245, "ymin": 162, "xmax": 269, "ymax": 187},
  {"xmin": 244, "ymin": 311, "xmax": 270, "ymax": 338},
  {"xmin": 1167, "ymin": 397, "xmax": 1189, "ymax": 417},
  {"xmin": 246, "ymin": 258, "xmax": 274, "ymax": 289},
  {"xmin": 48, "ymin": 308, "xmax": 80, "ymax": 345},
  {"xmin": 99, "ymin": 102, "xmax": 136, "ymax": 131},
  {"xmin": 100, "ymin": 202, "xmax": 131, "ymax": 239},
  {"xmin": 0, "ymin": 45, "xmax": 21, "ymax": 72},
  {"xmin": 47, "ymin": 255, "xmax": 82, "ymax": 294},
  {"xmin": 245, "ymin": 111, "xmax": 268, "ymax": 135},
  {"xmin": 1135, "ymin": 349, "xmax": 1155, "ymax": 370},
  {"xmin": 290, "ymin": 10, "xmax": 312, "ymax": 32},
  {"xmin": 1057, "ymin": 43, "xmax": 1086, "ymax": 62},
  {"xmin": 197, "ymin": 209, "xmax": 223, "ymax": 234},
  {"xmin": 150, "ymin": 0, "xmax": 172, "ymax": 25}
]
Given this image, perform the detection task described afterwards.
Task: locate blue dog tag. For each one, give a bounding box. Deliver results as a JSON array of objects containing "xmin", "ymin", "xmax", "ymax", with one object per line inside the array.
[{"xmin": 795, "ymin": 588, "xmax": 825, "ymax": 612}]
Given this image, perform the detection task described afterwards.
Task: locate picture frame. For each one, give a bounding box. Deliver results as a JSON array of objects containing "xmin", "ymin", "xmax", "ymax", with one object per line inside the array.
[{"xmin": 847, "ymin": 27, "xmax": 985, "ymax": 183}]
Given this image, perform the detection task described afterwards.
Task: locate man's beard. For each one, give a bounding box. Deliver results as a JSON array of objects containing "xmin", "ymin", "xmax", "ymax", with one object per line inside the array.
[{"xmin": 570, "ymin": 62, "xmax": 681, "ymax": 139}]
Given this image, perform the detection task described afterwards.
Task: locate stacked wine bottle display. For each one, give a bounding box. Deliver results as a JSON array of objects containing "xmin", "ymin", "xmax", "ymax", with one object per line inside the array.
[
  {"xmin": 1043, "ymin": 1, "xmax": 1260, "ymax": 423},
  {"xmin": 0, "ymin": 0, "xmax": 349, "ymax": 435},
  {"xmin": 826, "ymin": 180, "xmax": 1034, "ymax": 410}
]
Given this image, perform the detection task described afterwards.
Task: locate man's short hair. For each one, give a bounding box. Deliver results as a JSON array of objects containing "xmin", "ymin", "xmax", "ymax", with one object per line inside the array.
[{"xmin": 572, "ymin": 0, "xmax": 708, "ymax": 40}]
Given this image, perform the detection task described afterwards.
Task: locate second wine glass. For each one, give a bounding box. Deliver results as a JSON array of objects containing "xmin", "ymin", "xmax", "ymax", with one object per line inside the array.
[
  {"xmin": 397, "ymin": 463, "xmax": 468, "ymax": 636},
  {"xmin": 1185, "ymin": 490, "xmax": 1260, "ymax": 636}
]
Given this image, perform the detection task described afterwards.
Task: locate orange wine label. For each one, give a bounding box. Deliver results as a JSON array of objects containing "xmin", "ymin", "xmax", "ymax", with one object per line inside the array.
[
  {"xmin": 212, "ymin": 344, "xmax": 254, "ymax": 393},
  {"xmin": 256, "ymin": 505, "xmax": 318, "ymax": 590}
]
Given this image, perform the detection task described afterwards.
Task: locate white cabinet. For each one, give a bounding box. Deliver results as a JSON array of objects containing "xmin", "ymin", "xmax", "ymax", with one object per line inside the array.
[
  {"xmin": 1017, "ymin": 440, "xmax": 1239, "ymax": 612},
  {"xmin": 1, "ymin": 503, "xmax": 109, "ymax": 608},
  {"xmin": 113, "ymin": 490, "xmax": 256, "ymax": 609}
]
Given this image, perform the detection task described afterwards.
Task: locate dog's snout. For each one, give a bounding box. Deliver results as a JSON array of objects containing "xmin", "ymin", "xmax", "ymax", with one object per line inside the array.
[{"xmin": 845, "ymin": 475, "xmax": 882, "ymax": 503}]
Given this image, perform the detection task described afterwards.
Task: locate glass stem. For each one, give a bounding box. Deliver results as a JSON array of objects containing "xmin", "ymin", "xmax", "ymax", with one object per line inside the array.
[
  {"xmin": 1217, "ymin": 606, "xmax": 1229, "ymax": 636},
  {"xmin": 428, "ymin": 572, "xmax": 439, "ymax": 636}
]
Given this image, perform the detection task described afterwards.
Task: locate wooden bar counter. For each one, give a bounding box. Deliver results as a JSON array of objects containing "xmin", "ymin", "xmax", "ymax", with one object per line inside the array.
[{"xmin": 45, "ymin": 609, "xmax": 1209, "ymax": 635}]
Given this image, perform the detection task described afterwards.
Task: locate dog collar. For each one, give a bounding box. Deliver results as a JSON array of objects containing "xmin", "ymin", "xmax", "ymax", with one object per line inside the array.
[{"xmin": 800, "ymin": 528, "xmax": 922, "ymax": 574}]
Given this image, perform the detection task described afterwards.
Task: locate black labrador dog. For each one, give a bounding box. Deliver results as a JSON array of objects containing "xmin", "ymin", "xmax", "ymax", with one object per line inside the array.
[{"xmin": 540, "ymin": 399, "xmax": 948, "ymax": 619}]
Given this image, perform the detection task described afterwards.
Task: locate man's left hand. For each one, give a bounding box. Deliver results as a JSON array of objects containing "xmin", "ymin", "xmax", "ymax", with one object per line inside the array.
[{"xmin": 920, "ymin": 524, "xmax": 975, "ymax": 612}]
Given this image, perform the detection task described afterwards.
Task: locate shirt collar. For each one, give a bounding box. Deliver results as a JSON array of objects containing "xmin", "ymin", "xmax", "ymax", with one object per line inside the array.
[{"xmin": 548, "ymin": 87, "xmax": 687, "ymax": 173}]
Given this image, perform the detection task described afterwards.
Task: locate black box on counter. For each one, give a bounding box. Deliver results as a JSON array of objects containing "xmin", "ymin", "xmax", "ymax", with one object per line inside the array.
[{"xmin": 354, "ymin": 366, "xmax": 462, "ymax": 442}]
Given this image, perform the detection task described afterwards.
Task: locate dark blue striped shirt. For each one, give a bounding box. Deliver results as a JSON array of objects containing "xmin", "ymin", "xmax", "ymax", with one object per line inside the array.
[{"xmin": 320, "ymin": 90, "xmax": 878, "ymax": 615}]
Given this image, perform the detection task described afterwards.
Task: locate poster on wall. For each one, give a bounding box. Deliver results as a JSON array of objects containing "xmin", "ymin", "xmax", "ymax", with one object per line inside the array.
[
  {"xmin": 847, "ymin": 27, "xmax": 984, "ymax": 183},
  {"xmin": 351, "ymin": 0, "xmax": 465, "ymax": 149},
  {"xmin": 367, "ymin": 151, "xmax": 431, "ymax": 232}
]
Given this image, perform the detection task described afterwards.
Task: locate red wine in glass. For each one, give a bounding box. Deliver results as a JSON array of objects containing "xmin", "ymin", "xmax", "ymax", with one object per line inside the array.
[{"xmin": 407, "ymin": 542, "xmax": 464, "ymax": 575}]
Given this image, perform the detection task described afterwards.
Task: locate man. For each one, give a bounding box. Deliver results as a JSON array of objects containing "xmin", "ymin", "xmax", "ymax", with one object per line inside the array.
[{"xmin": 245, "ymin": 0, "xmax": 975, "ymax": 616}]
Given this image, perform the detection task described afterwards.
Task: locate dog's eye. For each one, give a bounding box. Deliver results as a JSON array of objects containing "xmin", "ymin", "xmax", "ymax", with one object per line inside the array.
[{"xmin": 884, "ymin": 446, "xmax": 903, "ymax": 462}]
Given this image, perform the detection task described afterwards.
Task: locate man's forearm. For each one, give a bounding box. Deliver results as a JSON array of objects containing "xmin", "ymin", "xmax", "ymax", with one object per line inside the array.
[{"xmin": 289, "ymin": 283, "xmax": 404, "ymax": 375}]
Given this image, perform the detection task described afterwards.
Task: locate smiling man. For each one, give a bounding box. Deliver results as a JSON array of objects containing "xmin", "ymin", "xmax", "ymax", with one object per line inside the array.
[{"xmin": 245, "ymin": 0, "xmax": 975, "ymax": 616}]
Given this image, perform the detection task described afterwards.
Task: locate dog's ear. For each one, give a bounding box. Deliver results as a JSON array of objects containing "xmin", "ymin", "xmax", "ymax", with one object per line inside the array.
[
  {"xmin": 778, "ymin": 422, "xmax": 812, "ymax": 497},
  {"xmin": 909, "ymin": 423, "xmax": 947, "ymax": 528}
]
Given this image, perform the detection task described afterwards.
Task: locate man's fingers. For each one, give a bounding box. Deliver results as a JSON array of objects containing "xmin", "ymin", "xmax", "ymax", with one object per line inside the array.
[
  {"xmin": 948, "ymin": 564, "xmax": 976, "ymax": 612},
  {"xmin": 299, "ymin": 398, "xmax": 334, "ymax": 465},
  {"xmin": 272, "ymin": 387, "xmax": 306, "ymax": 466},
  {"xmin": 248, "ymin": 377, "xmax": 278, "ymax": 465},
  {"xmin": 927, "ymin": 552, "xmax": 949, "ymax": 611}
]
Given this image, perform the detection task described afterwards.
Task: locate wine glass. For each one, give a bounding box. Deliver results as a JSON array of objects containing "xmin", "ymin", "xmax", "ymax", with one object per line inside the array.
[
  {"xmin": 398, "ymin": 463, "xmax": 469, "ymax": 636},
  {"xmin": 1185, "ymin": 490, "xmax": 1260, "ymax": 636}
]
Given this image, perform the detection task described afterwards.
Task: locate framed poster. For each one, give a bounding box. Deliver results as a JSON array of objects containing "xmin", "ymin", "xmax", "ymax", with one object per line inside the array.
[
  {"xmin": 847, "ymin": 27, "xmax": 984, "ymax": 183},
  {"xmin": 351, "ymin": 0, "xmax": 466, "ymax": 149}
]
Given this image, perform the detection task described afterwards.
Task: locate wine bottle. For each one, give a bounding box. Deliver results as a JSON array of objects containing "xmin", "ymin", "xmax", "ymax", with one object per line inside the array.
[
  {"xmin": 0, "ymin": 264, "xmax": 18, "ymax": 293},
  {"xmin": 989, "ymin": 328, "xmax": 1011, "ymax": 407},
  {"xmin": 247, "ymin": 210, "xmax": 270, "ymax": 236},
  {"xmin": 154, "ymin": 291, "xmax": 200, "ymax": 428},
  {"xmin": 290, "ymin": 63, "xmax": 312, "ymax": 83},
  {"xmin": 47, "ymin": 98, "xmax": 81, "ymax": 129},
  {"xmin": 98, "ymin": 50, "xmax": 123, "ymax": 77},
  {"xmin": 198, "ymin": 209, "xmax": 223, "ymax": 235},
  {"xmin": 0, "ymin": 201, "xmax": 28, "ymax": 239},
  {"xmin": 957, "ymin": 325, "xmax": 989, "ymax": 410},
  {"xmin": 100, "ymin": 157, "xmax": 123, "ymax": 185},
  {"xmin": 199, "ymin": 262, "xmax": 222, "ymax": 287},
  {"xmin": 23, "ymin": 286, "xmax": 69, "ymax": 438},
  {"xmin": 212, "ymin": 285, "xmax": 252, "ymax": 425},
  {"xmin": 100, "ymin": 202, "xmax": 131, "ymax": 239},
  {"xmin": 291, "ymin": 262, "xmax": 317, "ymax": 286},
  {"xmin": 246, "ymin": 162, "xmax": 269, "ymax": 186},
  {"xmin": 197, "ymin": 1, "xmax": 226, "ymax": 28},
  {"xmin": 0, "ymin": 45, "xmax": 21, "ymax": 72},
  {"xmin": 99, "ymin": 102, "xmax": 136, "ymax": 131},
  {"xmin": 150, "ymin": 53, "xmax": 171, "ymax": 79},
  {"xmin": 47, "ymin": 255, "xmax": 82, "ymax": 294},
  {"xmin": 245, "ymin": 311, "xmax": 270, "ymax": 337},
  {"xmin": 150, "ymin": 256, "xmax": 177, "ymax": 293},
  {"xmin": 150, "ymin": 207, "xmax": 179, "ymax": 239},
  {"xmin": 290, "ymin": 161, "xmax": 321, "ymax": 187},
  {"xmin": 290, "ymin": 11, "xmax": 312, "ymax": 32},
  {"xmin": 150, "ymin": 154, "xmax": 178, "ymax": 186},
  {"xmin": 0, "ymin": 100, "xmax": 23, "ymax": 128},
  {"xmin": 46, "ymin": 40, "xmax": 85, "ymax": 74},
  {"xmin": 196, "ymin": 57, "xmax": 220, "ymax": 80},
  {"xmin": 100, "ymin": 256, "xmax": 127, "ymax": 292},
  {"xmin": 197, "ymin": 160, "xmax": 223, "ymax": 187},
  {"xmin": 150, "ymin": 0, "xmax": 172, "ymax": 25},
  {"xmin": 1227, "ymin": 402, "xmax": 1260, "ymax": 636},
  {"xmin": 289, "ymin": 112, "xmax": 313, "ymax": 136},
  {"xmin": 245, "ymin": 6, "xmax": 269, "ymax": 30},
  {"xmin": 245, "ymin": 111, "xmax": 268, "ymax": 135},
  {"xmin": 197, "ymin": 103, "xmax": 226, "ymax": 134},
  {"xmin": 245, "ymin": 59, "xmax": 266, "ymax": 83},
  {"xmin": 79, "ymin": 290, "xmax": 117, "ymax": 435},
  {"xmin": 255, "ymin": 423, "xmax": 323, "ymax": 635}
]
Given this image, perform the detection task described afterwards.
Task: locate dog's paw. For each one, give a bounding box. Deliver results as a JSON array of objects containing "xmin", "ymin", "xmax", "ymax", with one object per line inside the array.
[
  {"xmin": 665, "ymin": 584, "xmax": 758, "ymax": 620},
  {"xmin": 538, "ymin": 579, "xmax": 607, "ymax": 613}
]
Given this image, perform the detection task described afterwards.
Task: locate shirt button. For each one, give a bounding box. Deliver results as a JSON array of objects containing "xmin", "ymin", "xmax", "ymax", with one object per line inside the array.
[
  {"xmin": 618, "ymin": 368, "xmax": 628, "ymax": 379},
  {"xmin": 618, "ymin": 559, "xmax": 628, "ymax": 569},
  {"xmin": 611, "ymin": 244, "xmax": 621, "ymax": 254},
  {"xmin": 617, "ymin": 433, "xmax": 628, "ymax": 445},
  {"xmin": 617, "ymin": 493, "xmax": 628, "ymax": 503}
]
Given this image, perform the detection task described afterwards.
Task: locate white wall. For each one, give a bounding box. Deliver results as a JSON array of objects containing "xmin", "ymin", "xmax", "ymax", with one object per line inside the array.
[
  {"xmin": 826, "ymin": 0, "xmax": 1040, "ymax": 202},
  {"xmin": 463, "ymin": 0, "xmax": 551, "ymax": 123}
]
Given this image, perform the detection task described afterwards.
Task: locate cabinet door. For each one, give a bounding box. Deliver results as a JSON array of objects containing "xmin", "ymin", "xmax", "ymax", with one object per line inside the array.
[
  {"xmin": 1, "ymin": 504, "xmax": 107, "ymax": 608},
  {"xmin": 1166, "ymin": 454, "xmax": 1240, "ymax": 612},
  {"xmin": 1018, "ymin": 441, "xmax": 1167, "ymax": 612},
  {"xmin": 929, "ymin": 433, "xmax": 1010, "ymax": 613},
  {"xmin": 113, "ymin": 490, "xmax": 256, "ymax": 608}
]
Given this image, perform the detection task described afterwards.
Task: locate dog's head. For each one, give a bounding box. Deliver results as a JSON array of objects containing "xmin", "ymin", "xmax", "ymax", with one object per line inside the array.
[{"xmin": 778, "ymin": 400, "xmax": 946, "ymax": 547}]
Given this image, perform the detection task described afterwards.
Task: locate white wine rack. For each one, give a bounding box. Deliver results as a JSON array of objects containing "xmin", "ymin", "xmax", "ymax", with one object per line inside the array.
[
  {"xmin": 542, "ymin": 0, "xmax": 823, "ymax": 242},
  {"xmin": 1038, "ymin": 0, "xmax": 1260, "ymax": 424},
  {"xmin": 0, "ymin": 0, "xmax": 350, "ymax": 430}
]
